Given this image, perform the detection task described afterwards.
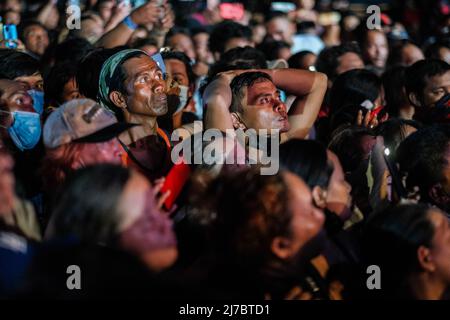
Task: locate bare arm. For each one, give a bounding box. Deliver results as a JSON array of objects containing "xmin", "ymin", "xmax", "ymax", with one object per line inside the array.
[
  {"xmin": 96, "ymin": 1, "xmax": 161, "ymax": 48},
  {"xmin": 264, "ymin": 69, "xmax": 327, "ymax": 142},
  {"xmin": 203, "ymin": 74, "xmax": 234, "ymax": 132},
  {"xmin": 203, "ymin": 69, "xmax": 327, "ymax": 139}
]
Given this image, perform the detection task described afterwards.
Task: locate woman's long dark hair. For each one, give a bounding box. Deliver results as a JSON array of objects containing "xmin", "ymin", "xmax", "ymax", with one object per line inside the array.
[
  {"xmin": 279, "ymin": 139, "xmax": 333, "ymax": 189},
  {"xmin": 46, "ymin": 164, "xmax": 132, "ymax": 245}
]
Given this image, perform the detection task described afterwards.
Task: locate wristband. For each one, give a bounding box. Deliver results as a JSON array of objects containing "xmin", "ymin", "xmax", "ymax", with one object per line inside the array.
[{"xmin": 123, "ymin": 15, "xmax": 138, "ymax": 30}]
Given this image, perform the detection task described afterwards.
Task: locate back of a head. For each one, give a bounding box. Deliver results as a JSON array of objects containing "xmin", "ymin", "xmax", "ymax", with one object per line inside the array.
[
  {"xmin": 362, "ymin": 203, "xmax": 434, "ymax": 298},
  {"xmin": 76, "ymin": 47, "xmax": 124, "ymax": 100},
  {"xmin": 376, "ymin": 118, "xmax": 421, "ymax": 154},
  {"xmin": 54, "ymin": 37, "xmax": 95, "ymax": 64},
  {"xmin": 396, "ymin": 124, "xmax": 450, "ymax": 202},
  {"xmin": 256, "ymin": 40, "xmax": 290, "ymax": 61},
  {"xmin": 207, "ymin": 46, "xmax": 267, "ymax": 79},
  {"xmin": 279, "ymin": 139, "xmax": 332, "ymax": 189},
  {"xmin": 382, "ymin": 66, "xmax": 408, "ymax": 117},
  {"xmin": 288, "ymin": 50, "xmax": 315, "ymax": 69},
  {"xmin": 211, "ymin": 167, "xmax": 290, "ymax": 268},
  {"xmin": 315, "ymin": 42, "xmax": 362, "ymax": 82},
  {"xmin": 404, "ymin": 59, "xmax": 450, "ymax": 98},
  {"xmin": 328, "ymin": 126, "xmax": 374, "ymax": 173},
  {"xmin": 209, "ymin": 21, "xmax": 252, "ymax": 56},
  {"xmin": 329, "ymin": 69, "xmax": 381, "ymax": 114},
  {"xmin": 47, "ymin": 164, "xmax": 131, "ymax": 245}
]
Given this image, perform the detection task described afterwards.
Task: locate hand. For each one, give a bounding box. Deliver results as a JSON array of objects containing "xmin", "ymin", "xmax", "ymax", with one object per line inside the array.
[
  {"xmin": 155, "ymin": 1, "xmax": 175, "ymax": 32},
  {"xmin": 112, "ymin": 1, "xmax": 132, "ymax": 22},
  {"xmin": 356, "ymin": 109, "xmax": 389, "ymax": 129},
  {"xmin": 152, "ymin": 177, "xmax": 171, "ymax": 211},
  {"xmin": 130, "ymin": 1, "xmax": 163, "ymax": 26}
]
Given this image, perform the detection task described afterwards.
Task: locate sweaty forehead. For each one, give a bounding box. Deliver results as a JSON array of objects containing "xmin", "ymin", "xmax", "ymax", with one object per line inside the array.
[
  {"xmin": 244, "ymin": 79, "xmax": 277, "ymax": 103},
  {"xmin": 122, "ymin": 55, "xmax": 158, "ymax": 77}
]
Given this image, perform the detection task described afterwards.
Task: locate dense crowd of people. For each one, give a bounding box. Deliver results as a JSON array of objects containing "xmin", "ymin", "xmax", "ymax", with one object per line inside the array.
[{"xmin": 1, "ymin": 0, "xmax": 450, "ymax": 300}]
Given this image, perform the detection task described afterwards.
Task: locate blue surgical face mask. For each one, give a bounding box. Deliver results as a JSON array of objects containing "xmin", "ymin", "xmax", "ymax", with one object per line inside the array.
[
  {"xmin": 27, "ymin": 90, "xmax": 44, "ymax": 115},
  {"xmin": 0, "ymin": 111, "xmax": 41, "ymax": 151}
]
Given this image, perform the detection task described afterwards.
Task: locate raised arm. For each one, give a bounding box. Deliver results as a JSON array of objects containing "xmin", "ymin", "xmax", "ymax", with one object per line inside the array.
[
  {"xmin": 203, "ymin": 69, "xmax": 327, "ymax": 140},
  {"xmin": 95, "ymin": 1, "xmax": 161, "ymax": 49},
  {"xmin": 263, "ymin": 68, "xmax": 327, "ymax": 142},
  {"xmin": 203, "ymin": 73, "xmax": 234, "ymax": 132}
]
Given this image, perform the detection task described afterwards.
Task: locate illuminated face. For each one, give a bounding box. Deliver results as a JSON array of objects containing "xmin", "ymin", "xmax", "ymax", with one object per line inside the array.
[
  {"xmin": 235, "ymin": 78, "xmax": 290, "ymax": 132},
  {"xmin": 121, "ymin": 55, "xmax": 168, "ymax": 117},
  {"xmin": 23, "ymin": 25, "xmax": 49, "ymax": 56},
  {"xmin": 364, "ymin": 30, "xmax": 388, "ymax": 69}
]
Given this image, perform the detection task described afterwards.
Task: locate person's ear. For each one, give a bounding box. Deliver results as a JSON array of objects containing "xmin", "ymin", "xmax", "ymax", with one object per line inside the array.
[
  {"xmin": 231, "ymin": 112, "xmax": 247, "ymax": 130},
  {"xmin": 408, "ymin": 92, "xmax": 422, "ymax": 108},
  {"xmin": 312, "ymin": 186, "xmax": 327, "ymax": 209},
  {"xmin": 271, "ymin": 236, "xmax": 295, "ymax": 260},
  {"xmin": 417, "ymin": 245, "xmax": 436, "ymax": 273},
  {"xmin": 109, "ymin": 91, "xmax": 127, "ymax": 109},
  {"xmin": 429, "ymin": 183, "xmax": 450, "ymax": 206}
]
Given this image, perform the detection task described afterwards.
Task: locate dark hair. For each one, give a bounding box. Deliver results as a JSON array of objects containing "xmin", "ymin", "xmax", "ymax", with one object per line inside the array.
[
  {"xmin": 191, "ymin": 26, "xmax": 211, "ymax": 37},
  {"xmin": 404, "ymin": 59, "xmax": 450, "ymax": 101},
  {"xmin": 211, "ymin": 167, "xmax": 291, "ymax": 269},
  {"xmin": 164, "ymin": 26, "xmax": 192, "ymax": 46},
  {"xmin": 18, "ymin": 20, "xmax": 47, "ymax": 43},
  {"xmin": 106, "ymin": 50, "xmax": 148, "ymax": 120},
  {"xmin": 329, "ymin": 69, "xmax": 381, "ymax": 114},
  {"xmin": 362, "ymin": 204, "xmax": 435, "ymax": 299},
  {"xmin": 256, "ymin": 40, "xmax": 290, "ymax": 61},
  {"xmin": 207, "ymin": 46, "xmax": 267, "ymax": 79},
  {"xmin": 76, "ymin": 47, "xmax": 126, "ymax": 100},
  {"xmin": 161, "ymin": 50, "xmax": 196, "ymax": 85},
  {"xmin": 425, "ymin": 41, "xmax": 450, "ymax": 60},
  {"xmin": 209, "ymin": 21, "xmax": 252, "ymax": 55},
  {"xmin": 315, "ymin": 42, "xmax": 362, "ymax": 82},
  {"xmin": 229, "ymin": 71, "xmax": 272, "ymax": 113},
  {"xmin": 44, "ymin": 62, "xmax": 78, "ymax": 107},
  {"xmin": 264, "ymin": 10, "xmax": 288, "ymax": 24},
  {"xmin": 53, "ymin": 37, "xmax": 94, "ymax": 64},
  {"xmin": 382, "ymin": 66, "xmax": 409, "ymax": 117},
  {"xmin": 280, "ymin": 139, "xmax": 333, "ymax": 189},
  {"xmin": 48, "ymin": 164, "xmax": 132, "ymax": 245},
  {"xmin": 387, "ymin": 41, "xmax": 422, "ymax": 67},
  {"xmin": 396, "ymin": 124, "xmax": 450, "ymax": 203},
  {"xmin": 328, "ymin": 126, "xmax": 375, "ymax": 173},
  {"xmin": 376, "ymin": 118, "xmax": 421, "ymax": 155},
  {"xmin": 131, "ymin": 37, "xmax": 158, "ymax": 50},
  {"xmin": 288, "ymin": 50, "xmax": 315, "ymax": 69},
  {"xmin": 0, "ymin": 49, "xmax": 41, "ymax": 79}
]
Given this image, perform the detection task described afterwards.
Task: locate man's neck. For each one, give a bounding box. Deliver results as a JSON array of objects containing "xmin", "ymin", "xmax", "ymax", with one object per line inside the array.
[{"xmin": 120, "ymin": 113, "xmax": 158, "ymax": 145}]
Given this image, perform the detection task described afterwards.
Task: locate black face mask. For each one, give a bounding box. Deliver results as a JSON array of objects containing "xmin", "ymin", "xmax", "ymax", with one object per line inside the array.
[{"xmin": 415, "ymin": 93, "xmax": 450, "ymax": 124}]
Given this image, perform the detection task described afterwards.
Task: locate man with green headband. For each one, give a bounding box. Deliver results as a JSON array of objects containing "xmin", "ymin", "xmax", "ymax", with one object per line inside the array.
[{"xmin": 98, "ymin": 49, "xmax": 172, "ymax": 180}]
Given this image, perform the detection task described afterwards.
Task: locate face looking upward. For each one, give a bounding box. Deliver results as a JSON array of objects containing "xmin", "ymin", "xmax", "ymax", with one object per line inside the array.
[
  {"xmin": 233, "ymin": 79, "xmax": 290, "ymax": 133},
  {"xmin": 118, "ymin": 55, "xmax": 168, "ymax": 118}
]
